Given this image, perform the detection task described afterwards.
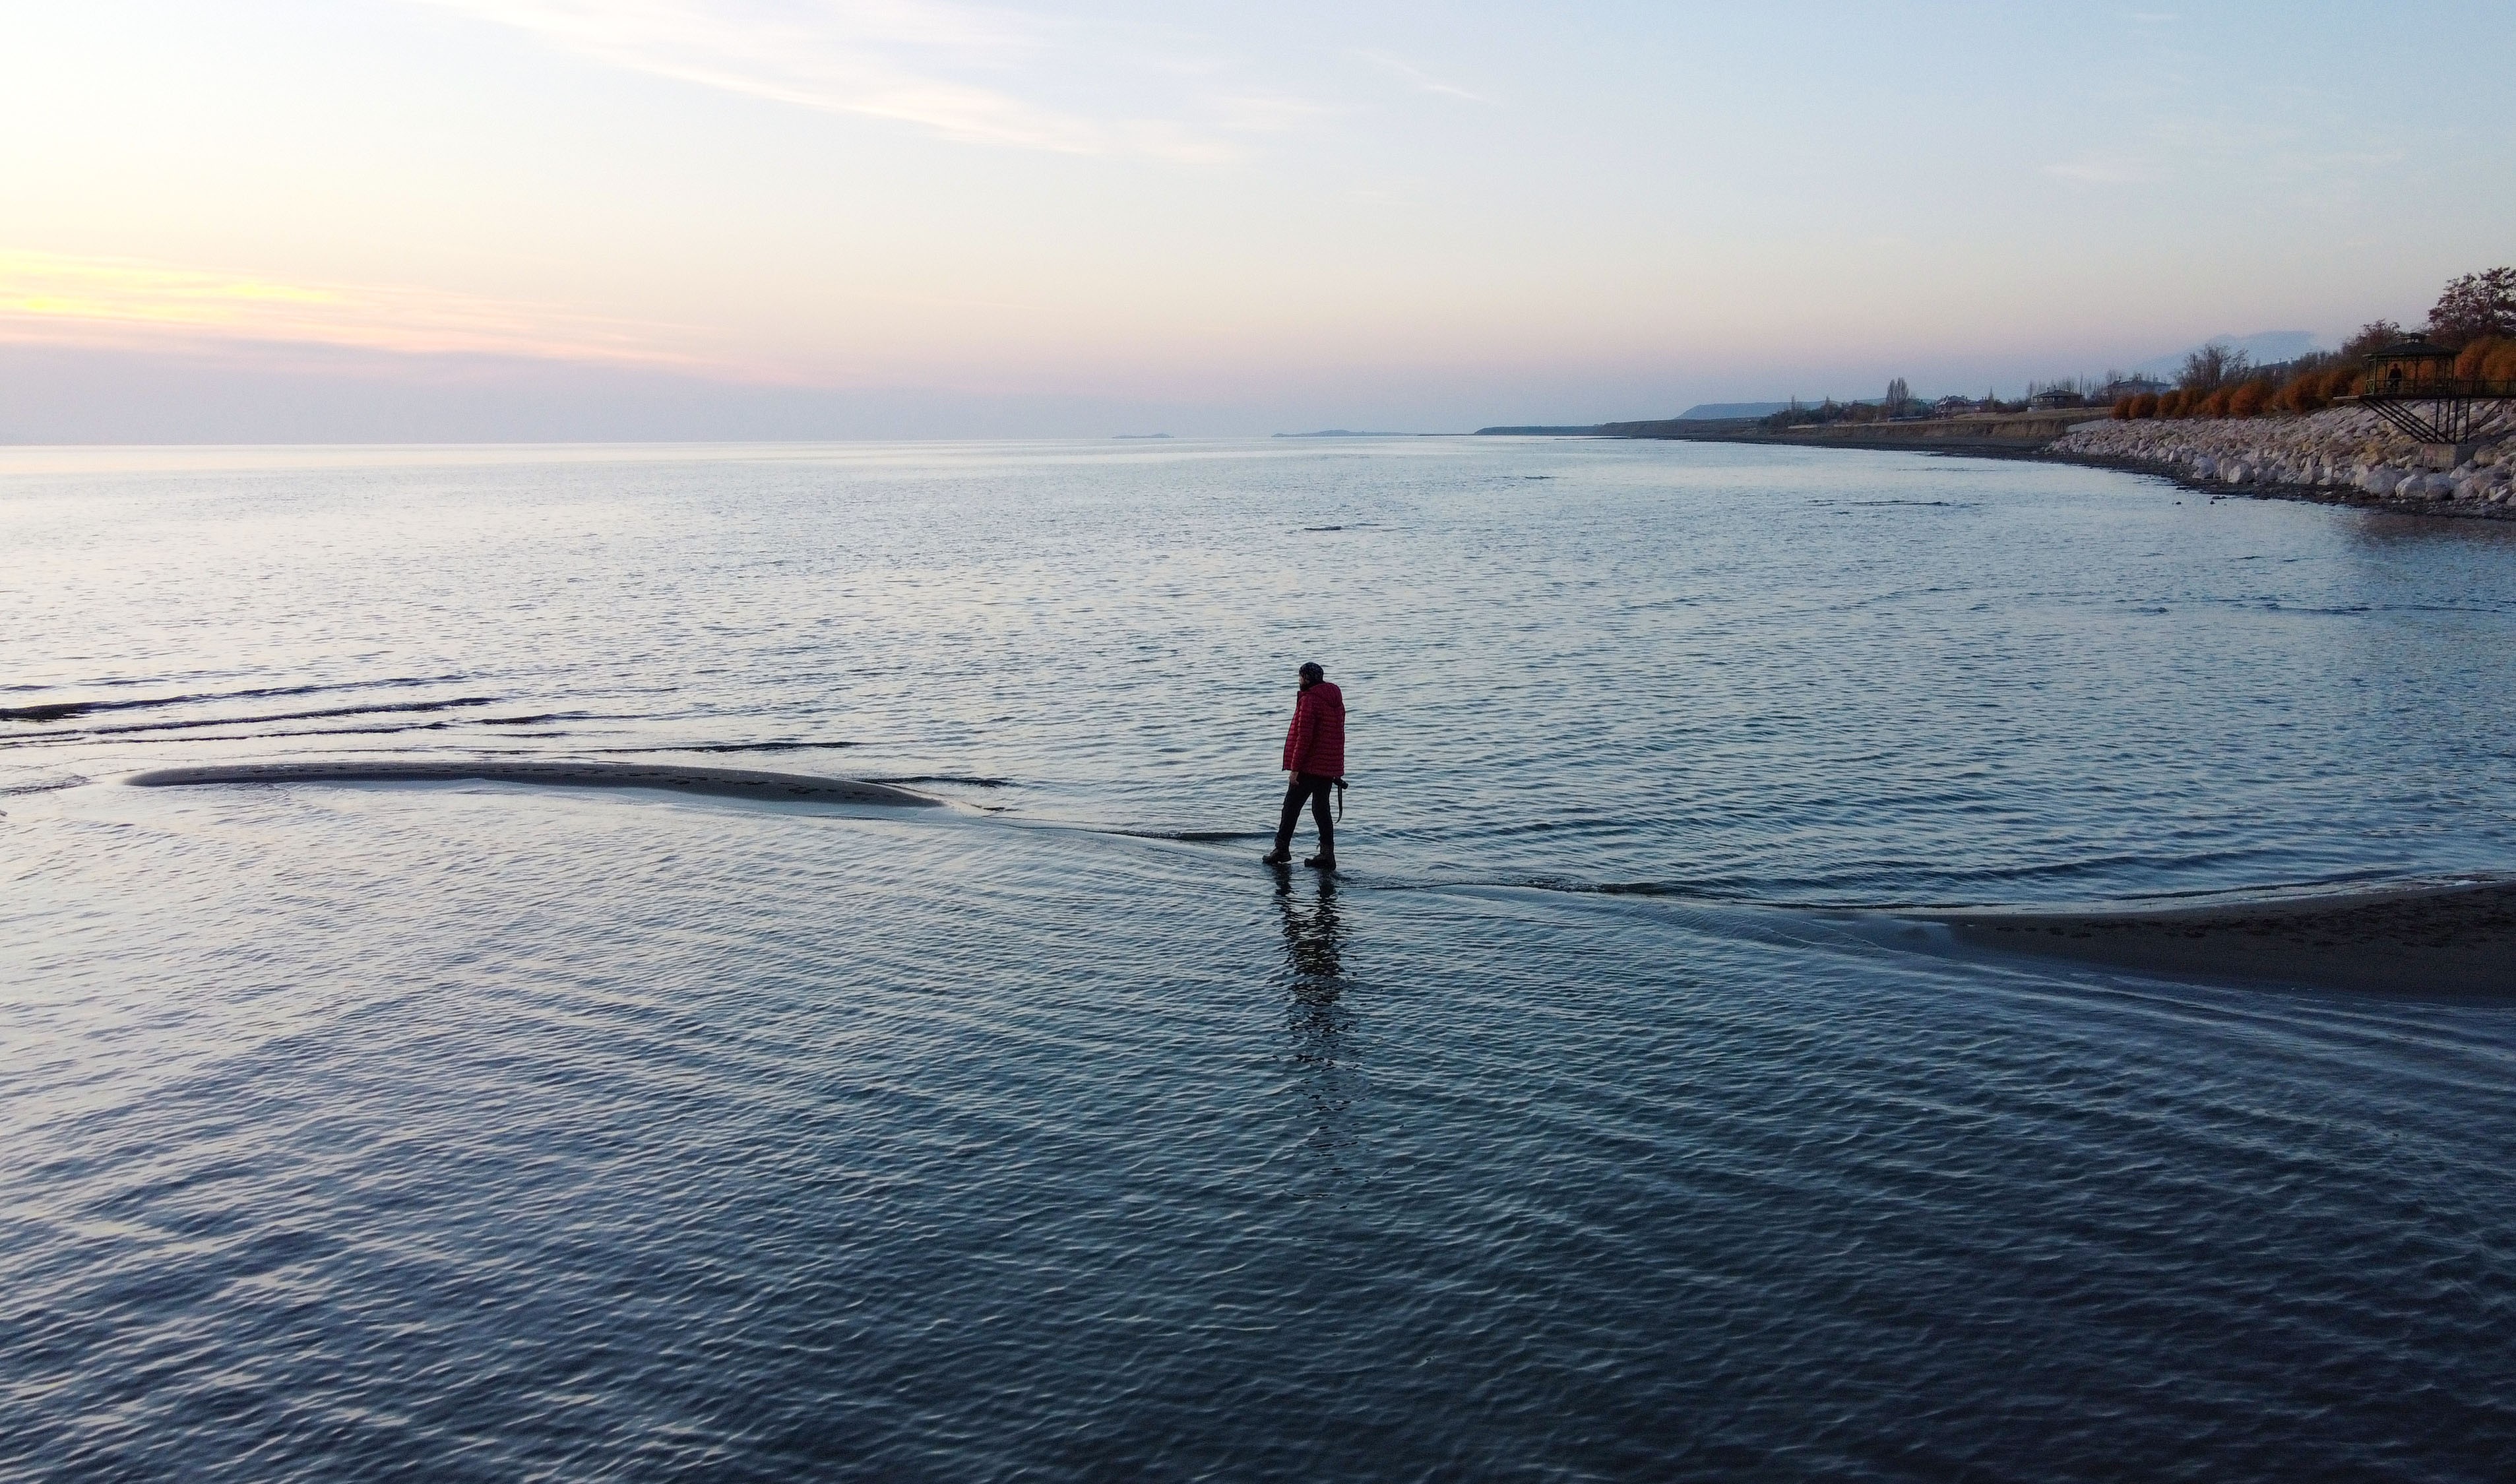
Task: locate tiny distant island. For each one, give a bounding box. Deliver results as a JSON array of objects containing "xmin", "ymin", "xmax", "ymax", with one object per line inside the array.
[
  {"xmin": 1273, "ymin": 429, "xmax": 1408, "ymax": 438},
  {"xmin": 1112, "ymin": 433, "xmax": 1174, "ymax": 439}
]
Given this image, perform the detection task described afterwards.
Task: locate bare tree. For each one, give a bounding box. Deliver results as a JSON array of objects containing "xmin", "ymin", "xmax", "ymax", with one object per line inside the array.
[
  {"xmin": 2338, "ymin": 320, "xmax": 2405, "ymax": 363},
  {"xmin": 1883, "ymin": 377, "xmax": 1910, "ymax": 414},
  {"xmin": 2178, "ymin": 342, "xmax": 2250, "ymax": 392}
]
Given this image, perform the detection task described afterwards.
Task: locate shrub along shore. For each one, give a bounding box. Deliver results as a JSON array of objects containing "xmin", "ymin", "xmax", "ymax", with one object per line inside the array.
[
  {"xmin": 2046, "ymin": 268, "xmax": 2516, "ymax": 517},
  {"xmin": 2106, "ymin": 332, "xmax": 2516, "ymax": 422},
  {"xmin": 1600, "ymin": 268, "xmax": 2516, "ymax": 518}
]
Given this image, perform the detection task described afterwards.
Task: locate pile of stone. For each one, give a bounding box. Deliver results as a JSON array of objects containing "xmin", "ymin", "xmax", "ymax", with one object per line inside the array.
[{"xmin": 2049, "ymin": 402, "xmax": 2516, "ymax": 514}]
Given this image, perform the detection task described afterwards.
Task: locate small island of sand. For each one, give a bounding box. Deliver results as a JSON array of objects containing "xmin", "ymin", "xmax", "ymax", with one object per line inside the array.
[
  {"xmin": 125, "ymin": 760, "xmax": 943, "ymax": 808},
  {"xmin": 1906, "ymin": 879, "xmax": 2516, "ymax": 995}
]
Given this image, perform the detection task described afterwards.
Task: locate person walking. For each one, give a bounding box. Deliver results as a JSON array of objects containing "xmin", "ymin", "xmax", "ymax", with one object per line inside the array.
[{"xmin": 1263, "ymin": 662, "xmax": 1345, "ymax": 870}]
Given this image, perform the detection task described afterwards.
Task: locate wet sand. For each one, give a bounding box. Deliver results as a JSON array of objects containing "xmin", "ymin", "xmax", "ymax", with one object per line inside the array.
[
  {"xmin": 1911, "ymin": 880, "xmax": 2516, "ymax": 995},
  {"xmin": 126, "ymin": 760, "xmax": 942, "ymax": 807}
]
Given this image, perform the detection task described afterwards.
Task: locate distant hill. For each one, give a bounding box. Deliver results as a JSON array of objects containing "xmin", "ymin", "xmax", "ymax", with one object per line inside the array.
[
  {"xmin": 1474, "ymin": 404, "xmax": 1786, "ymax": 433},
  {"xmin": 2132, "ymin": 332, "xmax": 2319, "ymax": 379},
  {"xmin": 1273, "ymin": 429, "xmax": 1407, "ymax": 438},
  {"xmin": 1676, "ymin": 402, "xmax": 1792, "ymax": 420}
]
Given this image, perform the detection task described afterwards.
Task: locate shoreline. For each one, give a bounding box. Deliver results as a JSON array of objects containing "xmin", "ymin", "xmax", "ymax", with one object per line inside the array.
[
  {"xmin": 1598, "ymin": 421, "xmax": 2516, "ymax": 521},
  {"xmin": 2025, "ymin": 448, "xmax": 2516, "ymax": 520},
  {"xmin": 1903, "ymin": 879, "xmax": 2516, "ymax": 995}
]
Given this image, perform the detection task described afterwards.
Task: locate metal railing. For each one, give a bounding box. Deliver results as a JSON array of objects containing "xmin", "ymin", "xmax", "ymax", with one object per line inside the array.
[
  {"xmin": 2348, "ymin": 377, "xmax": 2516, "ymax": 400},
  {"xmin": 2343, "ymin": 379, "xmax": 2516, "ymax": 444}
]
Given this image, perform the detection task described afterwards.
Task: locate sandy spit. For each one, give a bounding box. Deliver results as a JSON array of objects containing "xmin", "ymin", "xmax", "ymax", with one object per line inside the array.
[
  {"xmin": 125, "ymin": 760, "xmax": 943, "ymax": 807},
  {"xmin": 1906, "ymin": 880, "xmax": 2516, "ymax": 995}
]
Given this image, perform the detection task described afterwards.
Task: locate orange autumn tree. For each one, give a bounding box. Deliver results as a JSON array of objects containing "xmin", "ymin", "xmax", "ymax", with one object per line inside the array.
[
  {"xmin": 2451, "ymin": 336, "xmax": 2516, "ymax": 382},
  {"xmin": 2042, "ymin": 272, "xmax": 2509, "ymax": 425}
]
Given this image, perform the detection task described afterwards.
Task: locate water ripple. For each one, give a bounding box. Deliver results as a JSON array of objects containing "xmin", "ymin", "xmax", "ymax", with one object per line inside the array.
[{"xmin": 5, "ymin": 439, "xmax": 2516, "ymax": 1479}]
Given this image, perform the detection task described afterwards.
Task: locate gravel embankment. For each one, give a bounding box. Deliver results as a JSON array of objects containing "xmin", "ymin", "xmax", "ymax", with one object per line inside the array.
[{"xmin": 2050, "ymin": 404, "xmax": 2516, "ymax": 518}]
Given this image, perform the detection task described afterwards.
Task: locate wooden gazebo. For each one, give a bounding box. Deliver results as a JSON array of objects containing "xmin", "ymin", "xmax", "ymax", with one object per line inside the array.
[
  {"xmin": 2353, "ymin": 335, "xmax": 2490, "ymax": 447},
  {"xmin": 2365, "ymin": 336, "xmax": 2457, "ymax": 395}
]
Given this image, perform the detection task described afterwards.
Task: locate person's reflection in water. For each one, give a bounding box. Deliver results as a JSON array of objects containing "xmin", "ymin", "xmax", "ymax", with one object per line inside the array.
[{"xmin": 1274, "ymin": 865, "xmax": 1360, "ymax": 1190}]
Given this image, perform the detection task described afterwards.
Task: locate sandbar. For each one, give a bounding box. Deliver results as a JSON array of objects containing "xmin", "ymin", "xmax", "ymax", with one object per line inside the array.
[
  {"xmin": 1908, "ymin": 879, "xmax": 2516, "ymax": 995},
  {"xmin": 125, "ymin": 760, "xmax": 941, "ymax": 807}
]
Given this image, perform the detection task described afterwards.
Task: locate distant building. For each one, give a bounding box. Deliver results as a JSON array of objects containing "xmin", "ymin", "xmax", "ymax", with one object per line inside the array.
[
  {"xmin": 2096, "ymin": 375, "xmax": 2169, "ymax": 403},
  {"xmin": 2029, "ymin": 388, "xmax": 2087, "ymax": 410},
  {"xmin": 1930, "ymin": 394, "xmax": 1979, "ymax": 416}
]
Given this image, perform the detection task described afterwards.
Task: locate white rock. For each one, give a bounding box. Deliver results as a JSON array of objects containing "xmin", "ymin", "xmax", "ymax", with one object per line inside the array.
[{"xmin": 2361, "ymin": 466, "xmax": 2401, "ymax": 495}]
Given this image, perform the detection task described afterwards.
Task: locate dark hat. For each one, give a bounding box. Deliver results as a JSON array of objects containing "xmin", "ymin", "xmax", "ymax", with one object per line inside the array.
[{"xmin": 1299, "ymin": 662, "xmax": 1325, "ymax": 681}]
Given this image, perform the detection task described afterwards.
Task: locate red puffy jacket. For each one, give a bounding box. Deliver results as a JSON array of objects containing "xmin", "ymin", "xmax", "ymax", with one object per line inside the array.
[{"xmin": 1282, "ymin": 680, "xmax": 1345, "ymax": 778}]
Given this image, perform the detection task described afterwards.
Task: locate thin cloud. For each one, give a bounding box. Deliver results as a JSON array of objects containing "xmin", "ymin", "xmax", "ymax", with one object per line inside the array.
[
  {"xmin": 0, "ymin": 250, "xmax": 714, "ymax": 370},
  {"xmin": 420, "ymin": 0, "xmax": 1258, "ymax": 161},
  {"xmin": 2043, "ymin": 156, "xmax": 2159, "ymax": 185},
  {"xmin": 2262, "ymin": 146, "xmax": 2401, "ymax": 179},
  {"xmin": 1352, "ymin": 50, "xmax": 1490, "ymax": 104},
  {"xmin": 1205, "ymin": 91, "xmax": 1342, "ymax": 135}
]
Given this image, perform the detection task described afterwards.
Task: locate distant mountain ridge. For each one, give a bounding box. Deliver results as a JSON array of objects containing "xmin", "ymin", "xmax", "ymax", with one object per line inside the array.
[{"xmin": 2132, "ymin": 331, "xmax": 2319, "ymax": 379}]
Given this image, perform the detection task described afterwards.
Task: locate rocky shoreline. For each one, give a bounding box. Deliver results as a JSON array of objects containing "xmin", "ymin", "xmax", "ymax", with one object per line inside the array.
[{"xmin": 2047, "ymin": 404, "xmax": 2516, "ymax": 520}]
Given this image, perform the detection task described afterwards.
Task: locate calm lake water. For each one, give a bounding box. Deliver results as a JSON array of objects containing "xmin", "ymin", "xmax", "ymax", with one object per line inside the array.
[{"xmin": 6, "ymin": 437, "xmax": 2515, "ymax": 1480}]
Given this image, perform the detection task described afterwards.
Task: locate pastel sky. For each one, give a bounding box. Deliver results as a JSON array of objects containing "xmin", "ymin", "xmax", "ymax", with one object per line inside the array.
[{"xmin": 3, "ymin": 1, "xmax": 2511, "ymax": 439}]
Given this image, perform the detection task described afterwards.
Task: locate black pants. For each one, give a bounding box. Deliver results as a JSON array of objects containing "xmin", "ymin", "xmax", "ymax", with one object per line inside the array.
[{"xmin": 1275, "ymin": 772, "xmax": 1336, "ymax": 855}]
